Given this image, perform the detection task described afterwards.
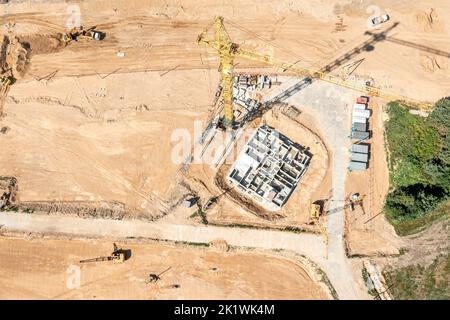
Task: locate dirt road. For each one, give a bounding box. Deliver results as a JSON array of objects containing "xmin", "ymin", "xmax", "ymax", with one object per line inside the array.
[
  {"xmin": 0, "ymin": 236, "xmax": 331, "ymax": 300},
  {"xmin": 265, "ymin": 78, "xmax": 367, "ymax": 300},
  {"xmin": 0, "ymin": 212, "xmax": 369, "ymax": 299}
]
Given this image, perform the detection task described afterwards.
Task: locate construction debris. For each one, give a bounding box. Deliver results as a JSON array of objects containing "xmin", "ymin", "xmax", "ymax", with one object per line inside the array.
[{"xmin": 17, "ymin": 200, "xmax": 126, "ymax": 219}]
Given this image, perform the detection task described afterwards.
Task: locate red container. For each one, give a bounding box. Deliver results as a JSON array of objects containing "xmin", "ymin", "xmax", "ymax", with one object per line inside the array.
[{"xmin": 357, "ymin": 96, "xmax": 369, "ymax": 104}]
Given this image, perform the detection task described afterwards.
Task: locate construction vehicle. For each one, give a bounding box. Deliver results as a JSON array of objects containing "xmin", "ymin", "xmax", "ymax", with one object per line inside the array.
[
  {"xmin": 310, "ymin": 203, "xmax": 321, "ymax": 221},
  {"xmin": 146, "ymin": 267, "xmax": 172, "ymax": 284},
  {"xmin": 309, "ymin": 201, "xmax": 328, "ymax": 258},
  {"xmin": 197, "ymin": 16, "xmax": 431, "ymax": 129},
  {"xmin": 63, "ymin": 26, "xmax": 104, "ymax": 43},
  {"xmin": 0, "ymin": 75, "xmax": 12, "ymax": 95},
  {"xmin": 371, "ymin": 14, "xmax": 390, "ymax": 26},
  {"xmin": 79, "ymin": 243, "xmax": 126, "ymax": 264},
  {"xmin": 0, "ymin": 76, "xmax": 11, "ymax": 87},
  {"xmin": 350, "ymin": 193, "xmax": 366, "ymax": 214}
]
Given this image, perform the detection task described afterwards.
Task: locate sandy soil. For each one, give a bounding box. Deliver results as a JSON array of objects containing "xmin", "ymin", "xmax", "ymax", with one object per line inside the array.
[
  {"xmin": 0, "ymin": 0, "xmax": 448, "ymax": 261},
  {"xmin": 2, "ymin": 0, "xmax": 449, "ymax": 100},
  {"xmin": 344, "ymin": 100, "xmax": 402, "ymax": 256},
  {"xmin": 0, "ymin": 69, "xmax": 217, "ymax": 218},
  {"xmin": 0, "ymin": 235, "xmax": 330, "ymax": 300},
  {"xmin": 183, "ymin": 107, "xmax": 330, "ymax": 231},
  {"xmin": 183, "ymin": 105, "xmax": 329, "ymax": 230}
]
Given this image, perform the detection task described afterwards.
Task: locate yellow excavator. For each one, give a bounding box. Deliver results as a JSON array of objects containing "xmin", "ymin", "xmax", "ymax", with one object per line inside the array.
[
  {"xmin": 0, "ymin": 75, "xmax": 12, "ymax": 94},
  {"xmin": 63, "ymin": 26, "xmax": 105, "ymax": 43},
  {"xmin": 79, "ymin": 243, "xmax": 126, "ymax": 264},
  {"xmin": 310, "ymin": 201, "xmax": 328, "ymax": 258}
]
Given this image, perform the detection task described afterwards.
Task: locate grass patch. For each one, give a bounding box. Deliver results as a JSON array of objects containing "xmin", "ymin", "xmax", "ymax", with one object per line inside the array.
[
  {"xmin": 383, "ymin": 252, "xmax": 450, "ymax": 300},
  {"xmin": 387, "ymin": 200, "xmax": 450, "ymax": 236},
  {"xmin": 384, "ymin": 99, "xmax": 450, "ymax": 235}
]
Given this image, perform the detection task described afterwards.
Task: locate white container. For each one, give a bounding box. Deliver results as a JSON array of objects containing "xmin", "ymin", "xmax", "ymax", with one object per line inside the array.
[
  {"xmin": 353, "ymin": 109, "xmax": 371, "ymax": 118},
  {"xmin": 352, "ymin": 116, "xmax": 367, "ymax": 124},
  {"xmin": 353, "ymin": 103, "xmax": 366, "ymax": 111}
]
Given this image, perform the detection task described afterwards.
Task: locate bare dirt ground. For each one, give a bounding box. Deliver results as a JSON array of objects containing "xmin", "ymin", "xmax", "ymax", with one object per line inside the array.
[
  {"xmin": 0, "ymin": 70, "xmax": 216, "ymax": 219},
  {"xmin": 344, "ymin": 101, "xmax": 402, "ymax": 256},
  {"xmin": 1, "ymin": 0, "xmax": 450, "ymax": 298},
  {"xmin": 349, "ymin": 219, "xmax": 449, "ymax": 299},
  {"xmin": 184, "ymin": 107, "xmax": 330, "ymax": 231},
  {"xmin": 2, "ymin": 0, "xmax": 449, "ymax": 99},
  {"xmin": 0, "ymin": 235, "xmax": 330, "ymax": 300},
  {"xmin": 377, "ymin": 219, "xmax": 449, "ymax": 270},
  {"xmin": 1, "ymin": 0, "xmax": 449, "ymax": 221}
]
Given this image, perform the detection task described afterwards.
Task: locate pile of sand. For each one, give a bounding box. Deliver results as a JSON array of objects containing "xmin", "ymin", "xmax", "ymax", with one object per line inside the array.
[{"xmin": 17, "ymin": 34, "xmax": 66, "ymax": 55}]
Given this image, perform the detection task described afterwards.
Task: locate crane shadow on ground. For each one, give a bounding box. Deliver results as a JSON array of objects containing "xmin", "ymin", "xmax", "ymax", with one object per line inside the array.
[{"xmin": 239, "ymin": 22, "xmax": 401, "ymax": 127}]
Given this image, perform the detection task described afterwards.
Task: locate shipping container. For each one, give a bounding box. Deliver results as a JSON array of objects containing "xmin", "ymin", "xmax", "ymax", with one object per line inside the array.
[
  {"xmin": 348, "ymin": 161, "xmax": 368, "ymax": 171},
  {"xmin": 352, "ymin": 122, "xmax": 368, "ymax": 132},
  {"xmin": 352, "ymin": 116, "xmax": 367, "ymax": 124},
  {"xmin": 357, "ymin": 96, "xmax": 369, "ymax": 104},
  {"xmin": 353, "ymin": 103, "xmax": 367, "ymax": 111},
  {"xmin": 351, "ymin": 152, "xmax": 369, "ymax": 162},
  {"xmin": 353, "ymin": 109, "xmax": 371, "ymax": 118},
  {"xmin": 351, "ymin": 131, "xmax": 370, "ymax": 140},
  {"xmin": 351, "ymin": 144, "xmax": 369, "ymax": 154}
]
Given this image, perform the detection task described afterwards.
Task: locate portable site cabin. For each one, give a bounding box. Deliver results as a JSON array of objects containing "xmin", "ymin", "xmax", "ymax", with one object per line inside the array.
[
  {"xmin": 350, "ymin": 152, "xmax": 369, "ymax": 163},
  {"xmin": 348, "ymin": 161, "xmax": 368, "ymax": 171},
  {"xmin": 351, "ymin": 144, "xmax": 369, "ymax": 154},
  {"xmin": 351, "ymin": 130, "xmax": 370, "ymax": 140},
  {"xmin": 352, "ymin": 122, "xmax": 368, "ymax": 132},
  {"xmin": 352, "ymin": 116, "xmax": 367, "ymax": 124},
  {"xmin": 353, "ymin": 103, "xmax": 367, "ymax": 111},
  {"xmin": 353, "ymin": 109, "xmax": 371, "ymax": 118},
  {"xmin": 357, "ymin": 96, "xmax": 369, "ymax": 104}
]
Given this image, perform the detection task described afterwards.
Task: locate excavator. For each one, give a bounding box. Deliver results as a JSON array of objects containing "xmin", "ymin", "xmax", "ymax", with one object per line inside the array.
[
  {"xmin": 0, "ymin": 75, "xmax": 12, "ymax": 95},
  {"xmin": 79, "ymin": 243, "xmax": 126, "ymax": 264},
  {"xmin": 309, "ymin": 201, "xmax": 328, "ymax": 258},
  {"xmin": 63, "ymin": 26, "xmax": 105, "ymax": 43}
]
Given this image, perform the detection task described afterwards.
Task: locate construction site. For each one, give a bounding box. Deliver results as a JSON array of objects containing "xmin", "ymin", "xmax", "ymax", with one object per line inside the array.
[{"xmin": 1, "ymin": 0, "xmax": 449, "ymax": 300}]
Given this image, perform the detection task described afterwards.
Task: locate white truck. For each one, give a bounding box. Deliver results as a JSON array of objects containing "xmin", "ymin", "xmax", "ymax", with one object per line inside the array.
[{"xmin": 371, "ymin": 14, "xmax": 390, "ymax": 26}]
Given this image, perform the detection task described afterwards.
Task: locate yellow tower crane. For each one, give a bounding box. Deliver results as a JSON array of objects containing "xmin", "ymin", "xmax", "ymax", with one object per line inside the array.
[{"xmin": 197, "ymin": 16, "xmax": 433, "ymax": 129}]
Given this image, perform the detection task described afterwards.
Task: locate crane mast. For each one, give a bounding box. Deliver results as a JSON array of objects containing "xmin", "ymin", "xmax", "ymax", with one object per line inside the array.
[{"xmin": 198, "ymin": 16, "xmax": 237, "ymax": 128}]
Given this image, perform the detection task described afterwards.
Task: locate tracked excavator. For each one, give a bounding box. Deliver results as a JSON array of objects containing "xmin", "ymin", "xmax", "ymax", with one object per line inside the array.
[
  {"xmin": 63, "ymin": 26, "xmax": 105, "ymax": 43},
  {"xmin": 0, "ymin": 75, "xmax": 13, "ymax": 96},
  {"xmin": 0, "ymin": 75, "xmax": 12, "ymax": 95},
  {"xmin": 79, "ymin": 243, "xmax": 126, "ymax": 264}
]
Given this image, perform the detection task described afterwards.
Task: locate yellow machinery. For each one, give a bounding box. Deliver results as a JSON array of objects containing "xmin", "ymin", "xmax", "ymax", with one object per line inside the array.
[
  {"xmin": 79, "ymin": 243, "xmax": 126, "ymax": 264},
  {"xmin": 197, "ymin": 17, "xmax": 236, "ymax": 128},
  {"xmin": 310, "ymin": 203, "xmax": 321, "ymax": 220},
  {"xmin": 63, "ymin": 27, "xmax": 104, "ymax": 43},
  {"xmin": 310, "ymin": 202, "xmax": 328, "ymax": 258},
  {"xmin": 0, "ymin": 76, "xmax": 11, "ymax": 95},
  {"xmin": 197, "ymin": 16, "xmax": 432, "ymax": 129}
]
